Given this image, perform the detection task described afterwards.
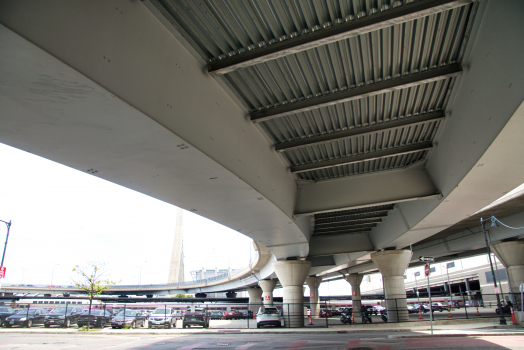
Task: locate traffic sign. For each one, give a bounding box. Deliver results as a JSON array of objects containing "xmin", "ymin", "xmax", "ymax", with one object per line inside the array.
[
  {"xmin": 264, "ymin": 295, "xmax": 270, "ymax": 301},
  {"xmin": 424, "ymin": 264, "xmax": 430, "ymax": 277},
  {"xmin": 520, "ymin": 283, "xmax": 524, "ymax": 293},
  {"xmin": 419, "ymin": 256, "xmax": 435, "ymax": 262},
  {"xmin": 0, "ymin": 267, "xmax": 5, "ymax": 278}
]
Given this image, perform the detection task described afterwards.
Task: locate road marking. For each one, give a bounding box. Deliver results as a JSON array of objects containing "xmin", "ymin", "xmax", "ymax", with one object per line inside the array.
[
  {"xmin": 286, "ymin": 340, "xmax": 308, "ymax": 349},
  {"xmin": 235, "ymin": 344, "xmax": 257, "ymax": 350},
  {"xmin": 177, "ymin": 342, "xmax": 208, "ymax": 350}
]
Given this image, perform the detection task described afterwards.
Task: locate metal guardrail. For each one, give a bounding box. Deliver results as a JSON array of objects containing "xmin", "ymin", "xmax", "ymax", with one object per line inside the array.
[{"xmin": 2, "ymin": 273, "xmax": 231, "ymax": 290}]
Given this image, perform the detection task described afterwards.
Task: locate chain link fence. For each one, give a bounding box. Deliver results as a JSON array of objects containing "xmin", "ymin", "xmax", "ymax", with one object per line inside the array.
[{"xmin": 0, "ymin": 293, "xmax": 521, "ymax": 329}]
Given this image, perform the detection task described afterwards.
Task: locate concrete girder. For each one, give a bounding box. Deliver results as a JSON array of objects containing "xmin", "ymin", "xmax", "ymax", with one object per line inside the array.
[
  {"xmin": 206, "ymin": 0, "xmax": 474, "ymax": 76},
  {"xmin": 308, "ymin": 209, "xmax": 524, "ymax": 281},
  {"xmin": 308, "ymin": 233, "xmax": 374, "ymax": 258},
  {"xmin": 251, "ymin": 65, "xmax": 461, "ymax": 123},
  {"xmin": 295, "ymin": 165, "xmax": 439, "ymax": 216},
  {"xmin": 0, "ymin": 1, "xmax": 309, "ymax": 259}
]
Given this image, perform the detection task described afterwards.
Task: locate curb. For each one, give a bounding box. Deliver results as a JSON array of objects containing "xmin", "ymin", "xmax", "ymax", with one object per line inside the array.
[{"xmin": 389, "ymin": 332, "xmax": 524, "ymax": 339}]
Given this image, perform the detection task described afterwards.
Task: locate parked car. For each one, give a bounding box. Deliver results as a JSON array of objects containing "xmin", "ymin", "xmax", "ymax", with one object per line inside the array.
[
  {"xmin": 148, "ymin": 307, "xmax": 177, "ymax": 329},
  {"xmin": 44, "ymin": 306, "xmax": 84, "ymax": 328},
  {"xmin": 5, "ymin": 308, "xmax": 47, "ymax": 328},
  {"xmin": 431, "ymin": 302, "xmax": 446, "ymax": 312},
  {"xmin": 111, "ymin": 310, "xmax": 146, "ymax": 329},
  {"xmin": 413, "ymin": 304, "xmax": 431, "ymax": 313},
  {"xmin": 373, "ymin": 305, "xmax": 386, "ymax": 315},
  {"xmin": 223, "ymin": 310, "xmax": 238, "ymax": 320},
  {"xmin": 256, "ymin": 306, "xmax": 282, "ymax": 328},
  {"xmin": 0, "ymin": 306, "xmax": 15, "ymax": 326},
  {"xmin": 77, "ymin": 309, "xmax": 113, "ymax": 328},
  {"xmin": 210, "ymin": 311, "xmax": 224, "ymax": 320},
  {"xmin": 182, "ymin": 309, "xmax": 210, "ymax": 328}
]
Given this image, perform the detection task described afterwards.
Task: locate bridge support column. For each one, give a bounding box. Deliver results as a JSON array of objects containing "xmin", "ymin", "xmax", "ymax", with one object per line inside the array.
[
  {"xmin": 259, "ymin": 279, "xmax": 277, "ymax": 306},
  {"xmin": 305, "ymin": 276, "xmax": 322, "ymax": 318},
  {"xmin": 273, "ymin": 260, "xmax": 311, "ymax": 328},
  {"xmin": 371, "ymin": 249, "xmax": 412, "ymax": 322},
  {"xmin": 491, "ymin": 240, "xmax": 524, "ymax": 294},
  {"xmin": 345, "ymin": 274, "xmax": 364, "ymax": 321},
  {"xmin": 247, "ymin": 287, "xmax": 262, "ymax": 314}
]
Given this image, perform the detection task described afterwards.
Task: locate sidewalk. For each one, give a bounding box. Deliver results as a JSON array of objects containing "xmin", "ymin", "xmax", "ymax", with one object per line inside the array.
[{"xmin": 0, "ymin": 318, "xmax": 522, "ymax": 337}]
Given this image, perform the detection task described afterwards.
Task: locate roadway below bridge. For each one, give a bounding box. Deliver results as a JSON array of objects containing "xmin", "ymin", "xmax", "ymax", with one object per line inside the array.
[{"xmin": 0, "ymin": 326, "xmax": 523, "ymax": 350}]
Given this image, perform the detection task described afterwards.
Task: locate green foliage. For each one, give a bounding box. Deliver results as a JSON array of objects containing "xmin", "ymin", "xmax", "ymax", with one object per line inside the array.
[
  {"xmin": 172, "ymin": 293, "xmax": 194, "ymax": 298},
  {"xmin": 72, "ymin": 262, "xmax": 119, "ymax": 330},
  {"xmin": 123, "ymin": 323, "xmax": 133, "ymax": 330},
  {"xmin": 78, "ymin": 325, "xmax": 100, "ymax": 332},
  {"xmin": 72, "ymin": 262, "xmax": 119, "ymax": 298}
]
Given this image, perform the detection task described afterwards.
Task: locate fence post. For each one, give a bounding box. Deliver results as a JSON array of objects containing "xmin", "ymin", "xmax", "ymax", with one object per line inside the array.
[
  {"xmin": 124, "ymin": 303, "xmax": 126, "ymax": 324},
  {"xmin": 247, "ymin": 304, "xmax": 249, "ymax": 329},
  {"xmin": 395, "ymin": 299, "xmax": 400, "ymax": 323},
  {"xmin": 64, "ymin": 303, "xmax": 68, "ymax": 328},
  {"xmin": 325, "ymin": 300, "xmax": 328, "ymax": 328},
  {"xmin": 287, "ymin": 303, "xmax": 290, "ymax": 328}
]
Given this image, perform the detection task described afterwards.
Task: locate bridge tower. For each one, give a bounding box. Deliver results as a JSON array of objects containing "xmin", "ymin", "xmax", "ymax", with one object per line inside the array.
[{"xmin": 167, "ymin": 208, "xmax": 185, "ymax": 283}]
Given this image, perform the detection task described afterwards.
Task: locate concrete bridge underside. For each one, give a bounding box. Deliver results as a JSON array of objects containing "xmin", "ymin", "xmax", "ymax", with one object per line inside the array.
[{"xmin": 1, "ymin": 0, "xmax": 524, "ymax": 324}]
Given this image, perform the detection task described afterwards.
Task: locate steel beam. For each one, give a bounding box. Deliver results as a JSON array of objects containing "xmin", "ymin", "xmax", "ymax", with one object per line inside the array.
[
  {"xmin": 316, "ymin": 214, "xmax": 387, "ymax": 225},
  {"xmin": 313, "ymin": 228, "xmax": 373, "ymax": 237},
  {"xmin": 291, "ymin": 142, "xmax": 433, "ymax": 174},
  {"xmin": 295, "ymin": 165, "xmax": 439, "ymax": 216},
  {"xmin": 315, "ymin": 205, "xmax": 395, "ymax": 219},
  {"xmin": 251, "ymin": 64, "xmax": 461, "ymax": 122},
  {"xmin": 276, "ymin": 111, "xmax": 444, "ymax": 152},
  {"xmin": 208, "ymin": 0, "xmax": 474, "ymax": 75},
  {"xmin": 315, "ymin": 221, "xmax": 380, "ymax": 231}
]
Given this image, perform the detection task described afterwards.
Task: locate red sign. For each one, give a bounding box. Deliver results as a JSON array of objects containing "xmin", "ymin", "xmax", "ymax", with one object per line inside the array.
[
  {"xmin": 424, "ymin": 264, "xmax": 430, "ymax": 277},
  {"xmin": 310, "ymin": 293, "xmax": 315, "ymax": 298},
  {"xmin": 0, "ymin": 267, "xmax": 5, "ymax": 278},
  {"xmin": 352, "ymin": 291, "xmax": 357, "ymax": 296},
  {"xmin": 264, "ymin": 295, "xmax": 270, "ymax": 301}
]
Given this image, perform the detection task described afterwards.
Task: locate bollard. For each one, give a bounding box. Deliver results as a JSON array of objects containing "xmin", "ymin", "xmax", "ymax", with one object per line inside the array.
[
  {"xmin": 351, "ymin": 312, "xmax": 355, "ymax": 324},
  {"xmin": 308, "ymin": 315, "xmax": 313, "ymax": 325},
  {"xmin": 448, "ymin": 305, "xmax": 452, "ymax": 318},
  {"xmin": 511, "ymin": 306, "xmax": 517, "ymax": 325},
  {"xmin": 476, "ymin": 307, "xmax": 480, "ymax": 316},
  {"xmin": 418, "ymin": 307, "xmax": 423, "ymax": 319}
]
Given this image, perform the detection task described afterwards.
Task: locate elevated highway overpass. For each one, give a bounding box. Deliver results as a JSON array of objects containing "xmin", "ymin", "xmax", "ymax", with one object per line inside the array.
[{"xmin": 1, "ymin": 0, "xmax": 524, "ymax": 326}]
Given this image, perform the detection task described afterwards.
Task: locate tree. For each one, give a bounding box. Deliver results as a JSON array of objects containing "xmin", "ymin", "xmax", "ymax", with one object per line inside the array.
[
  {"xmin": 171, "ymin": 293, "xmax": 194, "ymax": 298},
  {"xmin": 72, "ymin": 262, "xmax": 119, "ymax": 330}
]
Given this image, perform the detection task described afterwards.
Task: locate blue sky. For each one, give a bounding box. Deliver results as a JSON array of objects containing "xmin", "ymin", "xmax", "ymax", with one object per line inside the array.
[{"xmin": 0, "ymin": 143, "xmax": 254, "ymax": 287}]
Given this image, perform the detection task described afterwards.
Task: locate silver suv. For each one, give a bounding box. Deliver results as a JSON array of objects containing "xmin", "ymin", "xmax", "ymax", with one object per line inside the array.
[
  {"xmin": 256, "ymin": 306, "xmax": 283, "ymax": 328},
  {"xmin": 148, "ymin": 307, "xmax": 177, "ymax": 329}
]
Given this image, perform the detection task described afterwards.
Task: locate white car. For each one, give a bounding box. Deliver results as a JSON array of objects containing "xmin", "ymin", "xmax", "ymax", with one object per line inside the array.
[{"xmin": 256, "ymin": 306, "xmax": 283, "ymax": 328}]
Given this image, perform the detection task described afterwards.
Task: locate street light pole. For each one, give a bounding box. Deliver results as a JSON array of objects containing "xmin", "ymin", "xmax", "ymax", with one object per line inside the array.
[
  {"xmin": 481, "ymin": 217, "xmax": 507, "ymax": 325},
  {"xmin": 446, "ymin": 264, "xmax": 452, "ymax": 304},
  {"xmin": 0, "ymin": 220, "xmax": 12, "ymax": 267}
]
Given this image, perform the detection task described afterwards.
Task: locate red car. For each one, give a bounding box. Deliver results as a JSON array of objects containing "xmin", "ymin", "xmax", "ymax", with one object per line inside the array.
[{"xmin": 223, "ymin": 310, "xmax": 238, "ymax": 320}]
